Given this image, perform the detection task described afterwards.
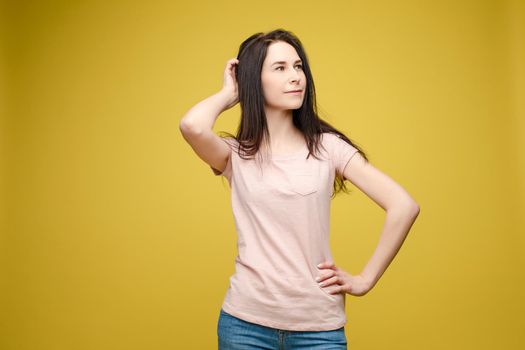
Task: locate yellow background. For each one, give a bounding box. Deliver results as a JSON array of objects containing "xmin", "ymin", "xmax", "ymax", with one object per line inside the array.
[{"xmin": 1, "ymin": 0, "xmax": 524, "ymax": 349}]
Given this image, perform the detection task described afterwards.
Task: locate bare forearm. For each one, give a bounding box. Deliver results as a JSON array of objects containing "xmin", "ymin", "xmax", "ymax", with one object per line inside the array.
[
  {"xmin": 179, "ymin": 90, "xmax": 232, "ymax": 133},
  {"xmin": 360, "ymin": 201, "xmax": 420, "ymax": 287}
]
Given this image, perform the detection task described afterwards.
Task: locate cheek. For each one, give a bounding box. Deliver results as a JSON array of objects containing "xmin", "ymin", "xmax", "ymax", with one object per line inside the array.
[{"xmin": 261, "ymin": 80, "xmax": 280, "ymax": 99}]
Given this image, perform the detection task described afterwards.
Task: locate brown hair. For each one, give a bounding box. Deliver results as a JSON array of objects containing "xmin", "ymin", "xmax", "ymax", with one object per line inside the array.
[{"xmin": 219, "ymin": 28, "xmax": 369, "ymax": 197}]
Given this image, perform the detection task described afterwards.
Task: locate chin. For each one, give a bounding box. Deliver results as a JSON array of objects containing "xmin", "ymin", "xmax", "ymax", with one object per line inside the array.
[
  {"xmin": 283, "ymin": 101, "xmax": 304, "ymax": 109},
  {"xmin": 268, "ymin": 101, "xmax": 304, "ymax": 110}
]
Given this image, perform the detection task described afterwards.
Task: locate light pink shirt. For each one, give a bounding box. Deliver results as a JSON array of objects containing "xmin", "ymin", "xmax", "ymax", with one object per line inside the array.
[{"xmin": 211, "ymin": 132, "xmax": 359, "ymax": 331}]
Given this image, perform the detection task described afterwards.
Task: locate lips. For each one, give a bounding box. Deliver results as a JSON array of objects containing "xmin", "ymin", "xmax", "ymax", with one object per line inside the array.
[{"xmin": 285, "ymin": 90, "xmax": 303, "ymax": 93}]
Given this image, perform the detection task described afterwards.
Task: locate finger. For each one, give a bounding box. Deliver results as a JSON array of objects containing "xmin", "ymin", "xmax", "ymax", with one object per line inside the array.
[
  {"xmin": 226, "ymin": 61, "xmax": 237, "ymax": 72},
  {"xmin": 318, "ymin": 275, "xmax": 338, "ymax": 287},
  {"xmin": 317, "ymin": 261, "xmax": 328, "ymax": 268},
  {"xmin": 316, "ymin": 269, "xmax": 336, "ymax": 283},
  {"xmin": 328, "ymin": 285, "xmax": 342, "ymax": 295},
  {"xmin": 318, "ymin": 261, "xmax": 336, "ymax": 269}
]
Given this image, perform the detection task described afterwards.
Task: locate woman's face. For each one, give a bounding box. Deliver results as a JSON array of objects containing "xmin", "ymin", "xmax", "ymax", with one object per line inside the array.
[{"xmin": 261, "ymin": 41, "xmax": 306, "ymax": 111}]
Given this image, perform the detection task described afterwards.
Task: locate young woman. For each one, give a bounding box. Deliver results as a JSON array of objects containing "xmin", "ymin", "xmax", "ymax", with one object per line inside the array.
[{"xmin": 179, "ymin": 28, "xmax": 420, "ymax": 350}]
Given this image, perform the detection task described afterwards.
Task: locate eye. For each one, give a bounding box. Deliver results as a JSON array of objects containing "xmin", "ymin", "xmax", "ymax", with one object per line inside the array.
[{"xmin": 275, "ymin": 64, "xmax": 303, "ymax": 71}]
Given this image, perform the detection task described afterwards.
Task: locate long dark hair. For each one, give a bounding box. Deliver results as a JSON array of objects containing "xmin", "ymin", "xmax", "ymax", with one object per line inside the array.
[{"xmin": 219, "ymin": 28, "xmax": 369, "ymax": 197}]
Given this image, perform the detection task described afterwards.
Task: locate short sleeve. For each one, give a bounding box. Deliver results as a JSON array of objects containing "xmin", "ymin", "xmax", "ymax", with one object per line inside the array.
[
  {"xmin": 328, "ymin": 133, "xmax": 359, "ymax": 180},
  {"xmin": 210, "ymin": 137, "xmax": 235, "ymax": 182}
]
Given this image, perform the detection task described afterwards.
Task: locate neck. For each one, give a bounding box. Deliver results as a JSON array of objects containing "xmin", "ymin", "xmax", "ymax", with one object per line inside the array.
[
  {"xmin": 264, "ymin": 108, "xmax": 297, "ymax": 144},
  {"xmin": 261, "ymin": 107, "xmax": 305, "ymax": 156}
]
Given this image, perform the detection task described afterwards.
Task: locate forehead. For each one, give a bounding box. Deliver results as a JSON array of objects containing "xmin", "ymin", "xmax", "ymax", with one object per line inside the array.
[{"xmin": 264, "ymin": 41, "xmax": 301, "ymax": 65}]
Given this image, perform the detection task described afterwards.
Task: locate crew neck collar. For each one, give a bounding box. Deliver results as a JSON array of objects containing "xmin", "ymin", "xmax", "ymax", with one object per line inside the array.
[{"xmin": 269, "ymin": 145, "xmax": 309, "ymax": 160}]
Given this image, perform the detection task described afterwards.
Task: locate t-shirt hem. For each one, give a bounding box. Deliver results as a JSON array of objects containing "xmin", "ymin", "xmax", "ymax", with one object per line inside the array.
[{"xmin": 221, "ymin": 302, "xmax": 347, "ymax": 332}]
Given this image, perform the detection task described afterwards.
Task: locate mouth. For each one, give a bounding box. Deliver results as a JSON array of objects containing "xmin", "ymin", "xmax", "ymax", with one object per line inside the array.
[{"xmin": 285, "ymin": 90, "xmax": 303, "ymax": 94}]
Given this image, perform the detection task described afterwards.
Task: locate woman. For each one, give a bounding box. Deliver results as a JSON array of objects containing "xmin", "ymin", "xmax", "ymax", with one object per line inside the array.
[{"xmin": 179, "ymin": 28, "xmax": 420, "ymax": 350}]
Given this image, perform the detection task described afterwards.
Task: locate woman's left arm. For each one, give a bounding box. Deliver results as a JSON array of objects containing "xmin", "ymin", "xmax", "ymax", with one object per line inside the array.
[{"xmin": 317, "ymin": 152, "xmax": 420, "ymax": 296}]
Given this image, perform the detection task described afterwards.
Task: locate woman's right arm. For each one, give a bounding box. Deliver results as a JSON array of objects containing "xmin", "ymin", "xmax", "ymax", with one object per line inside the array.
[{"xmin": 179, "ymin": 58, "xmax": 239, "ymax": 174}]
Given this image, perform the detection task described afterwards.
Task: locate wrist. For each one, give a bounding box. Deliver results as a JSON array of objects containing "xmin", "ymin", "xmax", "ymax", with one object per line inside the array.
[
  {"xmin": 359, "ymin": 272, "xmax": 377, "ymax": 288},
  {"xmin": 217, "ymin": 89, "xmax": 236, "ymax": 109}
]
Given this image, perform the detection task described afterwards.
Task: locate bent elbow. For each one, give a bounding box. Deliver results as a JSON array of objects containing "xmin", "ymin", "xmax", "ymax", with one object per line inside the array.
[
  {"xmin": 412, "ymin": 203, "xmax": 420, "ymax": 217},
  {"xmin": 179, "ymin": 118, "xmax": 203, "ymax": 137},
  {"xmin": 405, "ymin": 200, "xmax": 420, "ymax": 220},
  {"xmin": 396, "ymin": 197, "xmax": 420, "ymax": 218}
]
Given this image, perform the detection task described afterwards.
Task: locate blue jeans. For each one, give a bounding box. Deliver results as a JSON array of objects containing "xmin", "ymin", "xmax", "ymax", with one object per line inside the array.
[{"xmin": 217, "ymin": 308, "xmax": 347, "ymax": 349}]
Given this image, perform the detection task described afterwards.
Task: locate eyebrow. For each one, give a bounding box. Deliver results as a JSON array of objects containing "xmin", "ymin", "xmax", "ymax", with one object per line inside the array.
[{"xmin": 271, "ymin": 59, "xmax": 302, "ymax": 66}]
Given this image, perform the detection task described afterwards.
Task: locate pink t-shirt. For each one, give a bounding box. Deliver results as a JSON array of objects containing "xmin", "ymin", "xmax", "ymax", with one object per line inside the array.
[{"xmin": 210, "ymin": 132, "xmax": 359, "ymax": 331}]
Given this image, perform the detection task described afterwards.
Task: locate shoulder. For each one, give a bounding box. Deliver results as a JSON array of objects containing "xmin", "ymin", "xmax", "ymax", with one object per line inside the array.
[
  {"xmin": 319, "ymin": 132, "xmax": 359, "ymax": 173},
  {"xmin": 321, "ymin": 132, "xmax": 356, "ymax": 149},
  {"xmin": 320, "ymin": 132, "xmax": 343, "ymax": 149},
  {"xmin": 320, "ymin": 132, "xmax": 343, "ymax": 143}
]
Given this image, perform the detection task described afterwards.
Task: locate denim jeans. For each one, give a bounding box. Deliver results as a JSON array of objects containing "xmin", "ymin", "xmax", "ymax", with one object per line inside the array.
[{"xmin": 217, "ymin": 308, "xmax": 347, "ymax": 349}]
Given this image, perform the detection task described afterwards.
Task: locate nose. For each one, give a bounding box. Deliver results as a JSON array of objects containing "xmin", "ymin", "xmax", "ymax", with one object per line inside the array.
[{"xmin": 289, "ymin": 69, "xmax": 301, "ymax": 84}]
